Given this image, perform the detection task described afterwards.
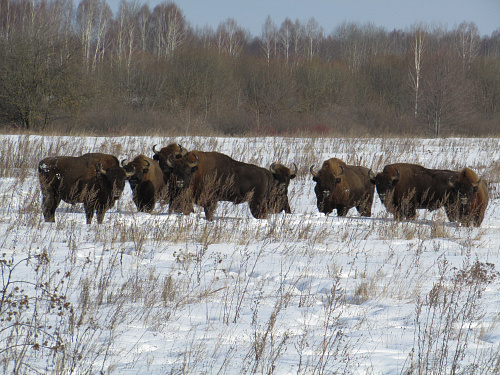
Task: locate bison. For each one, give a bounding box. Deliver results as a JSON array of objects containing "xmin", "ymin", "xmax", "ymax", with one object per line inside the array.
[
  {"xmin": 38, "ymin": 153, "xmax": 134, "ymax": 224},
  {"xmin": 269, "ymin": 162, "xmax": 297, "ymax": 214},
  {"xmin": 446, "ymin": 167, "xmax": 488, "ymax": 227},
  {"xmin": 369, "ymin": 163, "xmax": 458, "ymax": 220},
  {"xmin": 152, "ymin": 143, "xmax": 193, "ymax": 214},
  {"xmin": 310, "ymin": 158, "xmax": 374, "ymax": 217},
  {"xmin": 122, "ymin": 155, "xmax": 166, "ymax": 213},
  {"xmin": 165, "ymin": 151, "xmax": 296, "ymax": 220}
]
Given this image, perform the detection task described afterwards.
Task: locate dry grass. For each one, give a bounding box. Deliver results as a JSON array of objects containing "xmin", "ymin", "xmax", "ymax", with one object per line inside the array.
[{"xmin": 0, "ymin": 135, "xmax": 498, "ymax": 374}]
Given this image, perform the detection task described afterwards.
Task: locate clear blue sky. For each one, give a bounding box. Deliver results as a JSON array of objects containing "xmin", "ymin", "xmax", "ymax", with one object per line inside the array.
[{"xmin": 108, "ymin": 0, "xmax": 500, "ymax": 37}]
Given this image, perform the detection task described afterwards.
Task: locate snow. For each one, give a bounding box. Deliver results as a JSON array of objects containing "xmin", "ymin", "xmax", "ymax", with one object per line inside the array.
[{"xmin": 0, "ymin": 135, "xmax": 499, "ymax": 374}]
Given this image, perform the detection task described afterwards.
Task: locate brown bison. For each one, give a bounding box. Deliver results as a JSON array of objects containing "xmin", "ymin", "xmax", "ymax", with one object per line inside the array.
[
  {"xmin": 152, "ymin": 143, "xmax": 193, "ymax": 214},
  {"xmin": 310, "ymin": 158, "xmax": 374, "ymax": 217},
  {"xmin": 369, "ymin": 163, "xmax": 458, "ymax": 220},
  {"xmin": 122, "ymin": 155, "xmax": 166, "ymax": 213},
  {"xmin": 38, "ymin": 153, "xmax": 134, "ymax": 224},
  {"xmin": 269, "ymin": 162, "xmax": 297, "ymax": 214},
  {"xmin": 446, "ymin": 167, "xmax": 488, "ymax": 227},
  {"xmin": 165, "ymin": 151, "xmax": 296, "ymax": 220}
]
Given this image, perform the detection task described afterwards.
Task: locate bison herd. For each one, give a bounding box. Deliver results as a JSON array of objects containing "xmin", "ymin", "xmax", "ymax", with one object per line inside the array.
[{"xmin": 38, "ymin": 143, "xmax": 489, "ymax": 227}]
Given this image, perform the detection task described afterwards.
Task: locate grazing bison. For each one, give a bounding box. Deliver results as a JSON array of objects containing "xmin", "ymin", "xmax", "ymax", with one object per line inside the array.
[
  {"xmin": 165, "ymin": 151, "xmax": 295, "ymax": 220},
  {"xmin": 122, "ymin": 155, "xmax": 165, "ymax": 213},
  {"xmin": 446, "ymin": 167, "xmax": 488, "ymax": 227},
  {"xmin": 152, "ymin": 143, "xmax": 193, "ymax": 214},
  {"xmin": 369, "ymin": 163, "xmax": 458, "ymax": 220},
  {"xmin": 38, "ymin": 153, "xmax": 133, "ymax": 224},
  {"xmin": 310, "ymin": 158, "xmax": 374, "ymax": 217}
]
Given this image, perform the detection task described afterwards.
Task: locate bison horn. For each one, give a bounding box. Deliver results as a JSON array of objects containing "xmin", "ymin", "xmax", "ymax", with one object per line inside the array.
[
  {"xmin": 336, "ymin": 165, "xmax": 345, "ymax": 177},
  {"xmin": 153, "ymin": 144, "xmax": 159, "ymax": 155},
  {"xmin": 97, "ymin": 163, "xmax": 107, "ymax": 175},
  {"xmin": 368, "ymin": 169, "xmax": 376, "ymax": 180},
  {"xmin": 188, "ymin": 154, "xmax": 199, "ymax": 168},
  {"xmin": 270, "ymin": 163, "xmax": 277, "ymax": 175},
  {"xmin": 121, "ymin": 159, "xmax": 127, "ymax": 167},
  {"xmin": 166, "ymin": 154, "xmax": 175, "ymax": 168},
  {"xmin": 178, "ymin": 144, "xmax": 183, "ymax": 154},
  {"xmin": 310, "ymin": 165, "xmax": 319, "ymax": 178},
  {"xmin": 448, "ymin": 176, "xmax": 455, "ymax": 188},
  {"xmin": 144, "ymin": 160, "xmax": 150, "ymax": 168},
  {"xmin": 125, "ymin": 166, "xmax": 135, "ymax": 177},
  {"xmin": 291, "ymin": 163, "xmax": 298, "ymax": 177},
  {"xmin": 392, "ymin": 169, "xmax": 400, "ymax": 181}
]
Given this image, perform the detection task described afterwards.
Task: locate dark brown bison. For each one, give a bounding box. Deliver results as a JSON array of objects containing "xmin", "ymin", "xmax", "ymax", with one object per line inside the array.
[
  {"xmin": 310, "ymin": 158, "xmax": 374, "ymax": 217},
  {"xmin": 152, "ymin": 143, "xmax": 193, "ymax": 214},
  {"xmin": 369, "ymin": 163, "xmax": 458, "ymax": 220},
  {"xmin": 122, "ymin": 155, "xmax": 166, "ymax": 213},
  {"xmin": 165, "ymin": 151, "xmax": 296, "ymax": 220},
  {"xmin": 269, "ymin": 162, "xmax": 297, "ymax": 214},
  {"xmin": 38, "ymin": 153, "xmax": 134, "ymax": 224},
  {"xmin": 446, "ymin": 167, "xmax": 488, "ymax": 227}
]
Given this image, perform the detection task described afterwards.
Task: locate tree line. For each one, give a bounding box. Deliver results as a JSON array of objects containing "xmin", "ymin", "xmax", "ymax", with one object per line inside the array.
[{"xmin": 1, "ymin": 0, "xmax": 499, "ymax": 137}]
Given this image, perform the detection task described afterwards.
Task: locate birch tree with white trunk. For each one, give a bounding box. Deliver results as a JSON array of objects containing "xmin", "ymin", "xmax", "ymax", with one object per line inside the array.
[{"xmin": 409, "ymin": 25, "xmax": 426, "ymax": 118}]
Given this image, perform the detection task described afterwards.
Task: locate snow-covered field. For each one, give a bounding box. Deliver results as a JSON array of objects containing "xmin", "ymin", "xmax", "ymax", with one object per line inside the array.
[{"xmin": 0, "ymin": 135, "xmax": 499, "ymax": 374}]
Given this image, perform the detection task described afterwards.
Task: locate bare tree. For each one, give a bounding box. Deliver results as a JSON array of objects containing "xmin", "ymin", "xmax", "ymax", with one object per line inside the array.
[
  {"xmin": 216, "ymin": 18, "xmax": 245, "ymax": 58},
  {"xmin": 278, "ymin": 18, "xmax": 293, "ymax": 65},
  {"xmin": 116, "ymin": 0, "xmax": 140, "ymax": 80},
  {"xmin": 305, "ymin": 17, "xmax": 322, "ymax": 61},
  {"xmin": 421, "ymin": 51, "xmax": 473, "ymax": 137},
  {"xmin": 336, "ymin": 21, "xmax": 367, "ymax": 71},
  {"xmin": 76, "ymin": 0, "xmax": 112, "ymax": 72},
  {"xmin": 150, "ymin": 2, "xmax": 186, "ymax": 59},
  {"xmin": 454, "ymin": 21, "xmax": 480, "ymax": 70},
  {"xmin": 292, "ymin": 19, "xmax": 304, "ymax": 63},
  {"xmin": 261, "ymin": 15, "xmax": 276, "ymax": 63},
  {"xmin": 135, "ymin": 4, "xmax": 150, "ymax": 52},
  {"xmin": 409, "ymin": 25, "xmax": 426, "ymax": 118}
]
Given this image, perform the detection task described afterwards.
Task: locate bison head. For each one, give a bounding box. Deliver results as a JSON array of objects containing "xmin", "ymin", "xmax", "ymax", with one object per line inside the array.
[
  {"xmin": 122, "ymin": 158, "xmax": 150, "ymax": 190},
  {"xmin": 166, "ymin": 152, "xmax": 199, "ymax": 189},
  {"xmin": 97, "ymin": 163, "xmax": 134, "ymax": 201},
  {"xmin": 269, "ymin": 163, "xmax": 296, "ymax": 213},
  {"xmin": 270, "ymin": 162, "xmax": 297, "ymax": 194},
  {"xmin": 310, "ymin": 164, "xmax": 345, "ymax": 214},
  {"xmin": 447, "ymin": 168, "xmax": 480, "ymax": 208},
  {"xmin": 369, "ymin": 168, "xmax": 400, "ymax": 205},
  {"xmin": 153, "ymin": 143, "xmax": 188, "ymax": 165}
]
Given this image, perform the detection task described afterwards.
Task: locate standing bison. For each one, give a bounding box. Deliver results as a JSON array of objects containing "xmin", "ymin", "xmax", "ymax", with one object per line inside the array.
[
  {"xmin": 310, "ymin": 158, "xmax": 374, "ymax": 217},
  {"xmin": 369, "ymin": 163, "xmax": 458, "ymax": 220},
  {"xmin": 122, "ymin": 155, "xmax": 165, "ymax": 213},
  {"xmin": 152, "ymin": 143, "xmax": 193, "ymax": 214},
  {"xmin": 446, "ymin": 167, "xmax": 488, "ymax": 227},
  {"xmin": 38, "ymin": 153, "xmax": 133, "ymax": 224},
  {"xmin": 165, "ymin": 151, "xmax": 295, "ymax": 220}
]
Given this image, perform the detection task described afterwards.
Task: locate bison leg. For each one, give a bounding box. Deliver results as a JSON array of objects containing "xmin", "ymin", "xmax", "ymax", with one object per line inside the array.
[
  {"xmin": 357, "ymin": 203, "xmax": 372, "ymax": 217},
  {"xmin": 336, "ymin": 206, "xmax": 349, "ymax": 217},
  {"xmin": 41, "ymin": 192, "xmax": 59, "ymax": 223},
  {"xmin": 96, "ymin": 207, "xmax": 107, "ymax": 224},
  {"xmin": 249, "ymin": 201, "xmax": 268, "ymax": 219},
  {"xmin": 84, "ymin": 203, "xmax": 95, "ymax": 224},
  {"xmin": 136, "ymin": 196, "xmax": 154, "ymax": 213},
  {"xmin": 203, "ymin": 201, "xmax": 217, "ymax": 221},
  {"xmin": 136, "ymin": 182, "xmax": 155, "ymax": 213}
]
